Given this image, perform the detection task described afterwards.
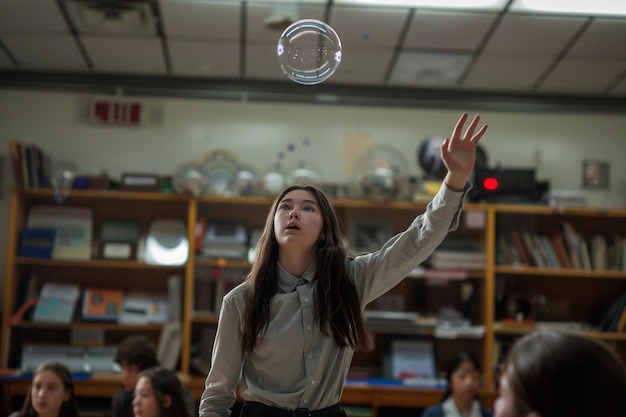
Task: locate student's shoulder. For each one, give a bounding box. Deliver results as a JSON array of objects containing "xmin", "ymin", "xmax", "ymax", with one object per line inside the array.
[
  {"xmin": 8, "ymin": 411, "xmax": 20, "ymax": 417},
  {"xmin": 420, "ymin": 404, "xmax": 443, "ymax": 417},
  {"xmin": 223, "ymin": 281, "xmax": 249, "ymax": 302}
]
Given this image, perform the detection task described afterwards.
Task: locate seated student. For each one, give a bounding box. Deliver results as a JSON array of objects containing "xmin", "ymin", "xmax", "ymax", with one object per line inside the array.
[
  {"xmin": 111, "ymin": 336, "xmax": 195, "ymax": 417},
  {"xmin": 133, "ymin": 367, "xmax": 192, "ymax": 417},
  {"xmin": 9, "ymin": 361, "xmax": 79, "ymax": 417},
  {"xmin": 422, "ymin": 352, "xmax": 493, "ymax": 417},
  {"xmin": 494, "ymin": 329, "xmax": 626, "ymax": 417}
]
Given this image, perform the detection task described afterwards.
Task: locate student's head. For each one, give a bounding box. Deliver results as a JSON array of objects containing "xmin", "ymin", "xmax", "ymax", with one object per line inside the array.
[
  {"xmin": 132, "ymin": 368, "xmax": 191, "ymax": 417},
  {"xmin": 114, "ymin": 335, "xmax": 159, "ymax": 392},
  {"xmin": 258, "ymin": 183, "xmax": 344, "ymax": 260},
  {"xmin": 20, "ymin": 361, "xmax": 79, "ymax": 417},
  {"xmin": 495, "ymin": 329, "xmax": 626, "ymax": 417},
  {"xmin": 442, "ymin": 351, "xmax": 482, "ymax": 403}
]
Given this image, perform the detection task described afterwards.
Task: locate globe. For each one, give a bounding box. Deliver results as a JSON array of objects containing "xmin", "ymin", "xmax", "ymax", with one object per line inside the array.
[
  {"xmin": 353, "ymin": 144, "xmax": 409, "ymax": 201},
  {"xmin": 173, "ymin": 161, "xmax": 209, "ymax": 196}
]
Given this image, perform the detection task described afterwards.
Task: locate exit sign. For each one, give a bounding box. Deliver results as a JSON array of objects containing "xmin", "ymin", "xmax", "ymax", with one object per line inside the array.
[{"xmin": 91, "ymin": 97, "xmax": 142, "ymax": 126}]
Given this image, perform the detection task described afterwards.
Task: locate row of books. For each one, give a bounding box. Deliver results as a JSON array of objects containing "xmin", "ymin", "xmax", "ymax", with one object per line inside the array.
[
  {"xmin": 8, "ymin": 139, "xmax": 52, "ymax": 189},
  {"xmin": 497, "ymin": 222, "xmax": 626, "ymax": 271},
  {"xmin": 12, "ymin": 276, "xmax": 182, "ymax": 326}
]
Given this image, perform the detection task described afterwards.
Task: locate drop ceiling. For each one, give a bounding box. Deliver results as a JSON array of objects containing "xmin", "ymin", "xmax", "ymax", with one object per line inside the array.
[{"xmin": 0, "ymin": 0, "xmax": 625, "ymax": 111}]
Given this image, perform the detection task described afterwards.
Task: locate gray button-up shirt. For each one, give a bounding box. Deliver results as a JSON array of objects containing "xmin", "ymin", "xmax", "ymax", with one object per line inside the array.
[{"xmin": 199, "ymin": 184, "xmax": 468, "ymax": 417}]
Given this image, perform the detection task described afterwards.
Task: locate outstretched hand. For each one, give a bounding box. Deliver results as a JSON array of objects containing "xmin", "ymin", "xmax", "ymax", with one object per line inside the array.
[{"xmin": 442, "ymin": 112, "xmax": 488, "ymax": 191}]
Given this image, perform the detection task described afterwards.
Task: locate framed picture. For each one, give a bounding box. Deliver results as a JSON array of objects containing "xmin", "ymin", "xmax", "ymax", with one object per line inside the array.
[
  {"xmin": 383, "ymin": 338, "xmax": 437, "ymax": 381},
  {"xmin": 582, "ymin": 160, "xmax": 609, "ymax": 189},
  {"xmin": 351, "ymin": 220, "xmax": 392, "ymax": 253}
]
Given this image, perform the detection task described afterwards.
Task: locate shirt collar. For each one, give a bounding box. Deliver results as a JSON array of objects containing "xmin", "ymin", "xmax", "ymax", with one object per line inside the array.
[{"xmin": 277, "ymin": 260, "xmax": 317, "ymax": 293}]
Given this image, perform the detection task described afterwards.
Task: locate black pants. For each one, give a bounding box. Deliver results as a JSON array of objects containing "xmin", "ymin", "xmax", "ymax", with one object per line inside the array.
[{"xmin": 239, "ymin": 401, "xmax": 347, "ymax": 417}]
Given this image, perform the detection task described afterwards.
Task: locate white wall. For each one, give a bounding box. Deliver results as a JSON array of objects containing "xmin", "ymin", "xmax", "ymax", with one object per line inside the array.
[{"xmin": 1, "ymin": 89, "xmax": 626, "ymax": 300}]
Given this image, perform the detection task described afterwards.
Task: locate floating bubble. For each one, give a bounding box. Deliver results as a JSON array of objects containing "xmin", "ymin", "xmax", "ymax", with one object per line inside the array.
[{"xmin": 277, "ymin": 19, "xmax": 342, "ymax": 85}]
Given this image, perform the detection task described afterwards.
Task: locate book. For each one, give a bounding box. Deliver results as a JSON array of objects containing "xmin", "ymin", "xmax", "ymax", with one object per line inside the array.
[
  {"xmin": 33, "ymin": 282, "xmax": 80, "ymax": 324},
  {"xmin": 19, "ymin": 228, "xmax": 56, "ymax": 259},
  {"xmin": 82, "ymin": 288, "xmax": 124, "ymax": 321},
  {"xmin": 8, "ymin": 140, "xmax": 26, "ymax": 189},
  {"xmin": 27, "ymin": 206, "xmax": 93, "ymax": 260}
]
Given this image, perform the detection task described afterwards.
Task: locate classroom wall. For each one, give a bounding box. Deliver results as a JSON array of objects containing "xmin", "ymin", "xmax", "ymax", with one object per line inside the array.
[{"xmin": 1, "ymin": 88, "xmax": 626, "ymax": 302}]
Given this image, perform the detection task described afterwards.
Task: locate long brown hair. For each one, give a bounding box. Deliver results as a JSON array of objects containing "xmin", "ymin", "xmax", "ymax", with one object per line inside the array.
[
  {"xmin": 19, "ymin": 361, "xmax": 79, "ymax": 417},
  {"xmin": 241, "ymin": 184, "xmax": 369, "ymax": 355},
  {"xmin": 135, "ymin": 367, "xmax": 191, "ymax": 417},
  {"xmin": 506, "ymin": 329, "xmax": 626, "ymax": 417}
]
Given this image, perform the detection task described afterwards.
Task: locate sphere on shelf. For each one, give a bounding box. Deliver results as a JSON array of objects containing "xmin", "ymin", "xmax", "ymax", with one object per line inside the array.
[
  {"xmin": 353, "ymin": 144, "xmax": 409, "ymax": 201},
  {"xmin": 233, "ymin": 165, "xmax": 259, "ymax": 196},
  {"xmin": 173, "ymin": 161, "xmax": 209, "ymax": 196},
  {"xmin": 287, "ymin": 158, "xmax": 322, "ymax": 186}
]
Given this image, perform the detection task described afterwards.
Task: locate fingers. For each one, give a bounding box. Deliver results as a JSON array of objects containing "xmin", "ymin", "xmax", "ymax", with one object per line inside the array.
[
  {"xmin": 451, "ymin": 112, "xmax": 469, "ymax": 140},
  {"xmin": 453, "ymin": 113, "xmax": 488, "ymax": 143}
]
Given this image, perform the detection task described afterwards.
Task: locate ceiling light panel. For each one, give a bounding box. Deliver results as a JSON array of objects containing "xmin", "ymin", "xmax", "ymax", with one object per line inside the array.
[
  {"xmin": 510, "ymin": 0, "xmax": 626, "ymax": 17},
  {"xmin": 334, "ymin": 0, "xmax": 508, "ymax": 11},
  {"xmin": 389, "ymin": 51, "xmax": 473, "ymax": 86}
]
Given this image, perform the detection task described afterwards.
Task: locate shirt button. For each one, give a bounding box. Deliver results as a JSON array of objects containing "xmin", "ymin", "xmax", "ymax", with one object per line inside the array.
[
  {"xmin": 307, "ymin": 353, "xmax": 313, "ymax": 359},
  {"xmin": 310, "ymin": 379, "xmax": 315, "ymax": 385},
  {"xmin": 303, "ymin": 399, "xmax": 308, "ymax": 404},
  {"xmin": 304, "ymin": 297, "xmax": 310, "ymax": 303},
  {"xmin": 306, "ymin": 325, "xmax": 312, "ymax": 330}
]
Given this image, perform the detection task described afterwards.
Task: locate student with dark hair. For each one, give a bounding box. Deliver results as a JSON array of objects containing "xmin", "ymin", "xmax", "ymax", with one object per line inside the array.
[
  {"xmin": 133, "ymin": 368, "xmax": 192, "ymax": 417},
  {"xmin": 9, "ymin": 361, "xmax": 79, "ymax": 417},
  {"xmin": 494, "ymin": 329, "xmax": 626, "ymax": 417},
  {"xmin": 421, "ymin": 352, "xmax": 492, "ymax": 417},
  {"xmin": 112, "ymin": 336, "xmax": 160, "ymax": 417},
  {"xmin": 112, "ymin": 336, "xmax": 195, "ymax": 417},
  {"xmin": 199, "ymin": 113, "xmax": 488, "ymax": 417}
]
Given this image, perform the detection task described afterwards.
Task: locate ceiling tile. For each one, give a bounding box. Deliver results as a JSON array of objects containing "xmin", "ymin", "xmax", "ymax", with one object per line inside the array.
[
  {"xmin": 244, "ymin": 41, "xmax": 286, "ymax": 80},
  {"xmin": 567, "ymin": 19, "xmax": 626, "ymax": 58},
  {"xmin": 483, "ymin": 14, "xmax": 586, "ymax": 55},
  {"xmin": 328, "ymin": 47, "xmax": 394, "ymax": 85},
  {"xmin": 0, "ymin": 0, "xmax": 68, "ymax": 33},
  {"xmin": 609, "ymin": 75, "xmax": 626, "ymax": 96},
  {"xmin": 539, "ymin": 57, "xmax": 626, "ymax": 94},
  {"xmin": 0, "ymin": 47, "xmax": 13, "ymax": 68},
  {"xmin": 403, "ymin": 11, "xmax": 497, "ymax": 51},
  {"xmin": 388, "ymin": 51, "xmax": 473, "ymax": 87},
  {"xmin": 160, "ymin": 0, "xmax": 240, "ymax": 40},
  {"xmin": 246, "ymin": 3, "xmax": 325, "ymax": 43},
  {"xmin": 328, "ymin": 6, "xmax": 409, "ymax": 48},
  {"xmin": 81, "ymin": 36, "xmax": 166, "ymax": 74},
  {"xmin": 463, "ymin": 53, "xmax": 553, "ymax": 91},
  {"xmin": 0, "ymin": 34, "xmax": 87, "ymax": 71},
  {"xmin": 168, "ymin": 39, "xmax": 240, "ymax": 77}
]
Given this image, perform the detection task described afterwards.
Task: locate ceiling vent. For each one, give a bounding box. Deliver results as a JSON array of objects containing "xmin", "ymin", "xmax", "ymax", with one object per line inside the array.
[
  {"xmin": 263, "ymin": 3, "xmax": 299, "ymax": 32},
  {"xmin": 64, "ymin": 0, "xmax": 157, "ymax": 36}
]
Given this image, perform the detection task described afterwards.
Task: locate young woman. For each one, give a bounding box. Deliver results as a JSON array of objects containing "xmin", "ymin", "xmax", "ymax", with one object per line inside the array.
[
  {"xmin": 421, "ymin": 352, "xmax": 492, "ymax": 417},
  {"xmin": 494, "ymin": 329, "xmax": 626, "ymax": 417},
  {"xmin": 132, "ymin": 367, "xmax": 192, "ymax": 417},
  {"xmin": 199, "ymin": 112, "xmax": 488, "ymax": 417},
  {"xmin": 10, "ymin": 361, "xmax": 79, "ymax": 417}
]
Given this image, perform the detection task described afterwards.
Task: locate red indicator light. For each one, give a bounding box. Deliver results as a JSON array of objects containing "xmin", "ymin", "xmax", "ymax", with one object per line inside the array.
[{"xmin": 483, "ymin": 177, "xmax": 499, "ymax": 190}]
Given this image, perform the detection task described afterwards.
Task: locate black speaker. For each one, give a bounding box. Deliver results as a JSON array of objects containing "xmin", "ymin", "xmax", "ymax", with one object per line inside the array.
[{"xmin": 470, "ymin": 168, "xmax": 548, "ymax": 202}]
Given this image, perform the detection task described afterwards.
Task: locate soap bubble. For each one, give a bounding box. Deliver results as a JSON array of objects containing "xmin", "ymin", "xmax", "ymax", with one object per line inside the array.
[{"xmin": 277, "ymin": 19, "xmax": 342, "ymax": 85}]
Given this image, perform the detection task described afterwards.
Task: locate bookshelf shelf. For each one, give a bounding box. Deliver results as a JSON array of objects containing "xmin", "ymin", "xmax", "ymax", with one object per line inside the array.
[
  {"xmin": 16, "ymin": 257, "xmax": 185, "ymax": 270},
  {"xmin": 494, "ymin": 266, "xmax": 626, "ymax": 279},
  {"xmin": 11, "ymin": 322, "xmax": 164, "ymax": 331}
]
